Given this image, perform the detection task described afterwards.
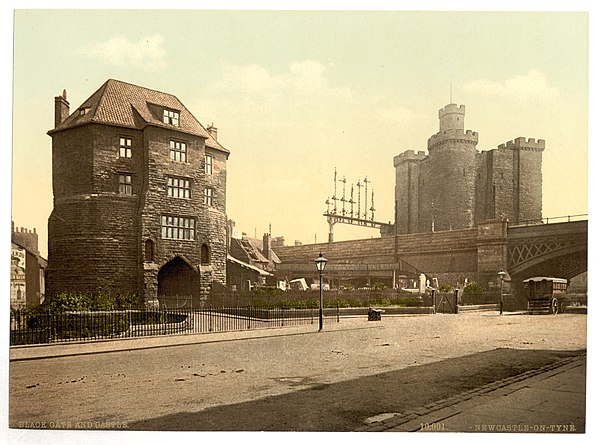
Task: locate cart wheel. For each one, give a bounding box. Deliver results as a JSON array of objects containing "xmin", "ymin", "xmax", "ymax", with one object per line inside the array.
[{"xmin": 550, "ymin": 297, "xmax": 559, "ymax": 315}]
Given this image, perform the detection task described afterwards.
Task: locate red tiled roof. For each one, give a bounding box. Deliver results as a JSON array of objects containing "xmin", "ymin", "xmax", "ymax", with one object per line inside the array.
[{"xmin": 50, "ymin": 79, "xmax": 229, "ymax": 154}]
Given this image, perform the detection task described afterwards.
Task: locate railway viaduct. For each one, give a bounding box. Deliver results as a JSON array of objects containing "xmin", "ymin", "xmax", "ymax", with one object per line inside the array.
[{"xmin": 273, "ymin": 217, "xmax": 587, "ymax": 306}]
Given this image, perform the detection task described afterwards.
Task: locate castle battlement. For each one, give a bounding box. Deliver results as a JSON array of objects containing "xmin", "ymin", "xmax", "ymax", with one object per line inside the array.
[
  {"xmin": 438, "ymin": 103, "xmax": 465, "ymax": 118},
  {"xmin": 427, "ymin": 128, "xmax": 479, "ymax": 149},
  {"xmin": 393, "ymin": 150, "xmax": 427, "ymax": 167},
  {"xmin": 394, "ymin": 102, "xmax": 544, "ymax": 235},
  {"xmin": 498, "ymin": 137, "xmax": 545, "ymax": 151},
  {"xmin": 11, "ymin": 221, "xmax": 39, "ymax": 255}
]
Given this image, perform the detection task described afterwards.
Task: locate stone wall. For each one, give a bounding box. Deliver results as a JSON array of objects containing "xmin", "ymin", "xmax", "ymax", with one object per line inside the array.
[
  {"xmin": 47, "ymin": 194, "xmax": 139, "ymax": 296},
  {"xmin": 393, "ymin": 150, "xmax": 425, "ymax": 235},
  {"xmin": 138, "ymin": 125, "xmax": 227, "ymax": 302},
  {"xmin": 51, "ymin": 127, "xmax": 94, "ymax": 198},
  {"xmin": 514, "ymin": 146, "xmax": 544, "ymax": 224},
  {"xmin": 47, "ymin": 124, "xmax": 140, "ymax": 296},
  {"xmin": 275, "ymin": 236, "xmax": 396, "ymax": 265},
  {"xmin": 273, "ymin": 222, "xmax": 514, "ymax": 291},
  {"xmin": 47, "ymin": 122, "xmax": 228, "ymax": 301},
  {"xmin": 427, "ymin": 140, "xmax": 478, "ymax": 231}
]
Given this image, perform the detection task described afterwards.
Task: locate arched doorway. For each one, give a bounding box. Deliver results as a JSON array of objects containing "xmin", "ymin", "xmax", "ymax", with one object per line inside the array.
[{"xmin": 158, "ymin": 256, "xmax": 200, "ymax": 307}]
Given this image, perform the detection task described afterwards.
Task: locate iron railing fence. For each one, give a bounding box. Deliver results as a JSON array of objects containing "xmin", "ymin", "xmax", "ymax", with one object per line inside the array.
[
  {"xmin": 508, "ymin": 214, "xmax": 587, "ymax": 227},
  {"xmin": 9, "ymin": 306, "xmax": 340, "ymax": 346}
]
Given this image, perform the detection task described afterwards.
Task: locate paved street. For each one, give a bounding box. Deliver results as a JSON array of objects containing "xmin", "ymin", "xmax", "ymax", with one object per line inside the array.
[
  {"xmin": 9, "ymin": 312, "xmax": 587, "ymax": 434},
  {"xmin": 358, "ymin": 353, "xmax": 586, "ymax": 432}
]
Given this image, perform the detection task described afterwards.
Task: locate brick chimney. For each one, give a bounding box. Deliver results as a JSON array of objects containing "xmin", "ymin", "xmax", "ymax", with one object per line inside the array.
[
  {"xmin": 262, "ymin": 233, "xmax": 271, "ymax": 261},
  {"xmin": 207, "ymin": 123, "xmax": 218, "ymax": 140},
  {"xmin": 54, "ymin": 89, "xmax": 69, "ymax": 128}
]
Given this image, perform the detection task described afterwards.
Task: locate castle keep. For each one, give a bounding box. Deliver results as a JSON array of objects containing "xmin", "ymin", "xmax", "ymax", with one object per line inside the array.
[
  {"xmin": 46, "ymin": 79, "xmax": 230, "ymax": 305},
  {"xmin": 394, "ymin": 104, "xmax": 544, "ymax": 234}
]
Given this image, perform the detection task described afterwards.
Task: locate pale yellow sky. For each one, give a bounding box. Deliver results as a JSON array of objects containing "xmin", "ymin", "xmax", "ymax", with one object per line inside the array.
[{"xmin": 5, "ymin": 6, "xmax": 592, "ymax": 258}]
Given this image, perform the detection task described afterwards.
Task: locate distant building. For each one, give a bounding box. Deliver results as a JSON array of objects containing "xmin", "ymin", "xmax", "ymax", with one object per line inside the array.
[
  {"xmin": 11, "ymin": 222, "xmax": 46, "ymax": 309},
  {"xmin": 394, "ymin": 103, "xmax": 544, "ymax": 234},
  {"xmin": 226, "ymin": 220, "xmax": 282, "ymax": 290},
  {"xmin": 46, "ymin": 79, "xmax": 230, "ymax": 305}
]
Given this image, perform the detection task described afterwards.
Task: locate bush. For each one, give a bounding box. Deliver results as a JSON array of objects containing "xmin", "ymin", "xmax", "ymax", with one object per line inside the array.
[
  {"xmin": 463, "ymin": 282, "xmax": 485, "ymax": 298},
  {"xmin": 42, "ymin": 292, "xmax": 93, "ymax": 312},
  {"xmin": 254, "ymin": 287, "xmax": 285, "ymax": 298},
  {"xmin": 391, "ymin": 296, "xmax": 422, "ymax": 307},
  {"xmin": 439, "ymin": 284, "xmax": 454, "ymax": 293},
  {"xmin": 462, "ymin": 282, "xmax": 488, "ymax": 305},
  {"xmin": 56, "ymin": 313, "xmax": 130, "ymax": 339},
  {"xmin": 129, "ymin": 311, "xmax": 187, "ymax": 325},
  {"xmin": 40, "ymin": 291, "xmax": 141, "ymax": 313},
  {"xmin": 13, "ymin": 311, "xmax": 131, "ymax": 342}
]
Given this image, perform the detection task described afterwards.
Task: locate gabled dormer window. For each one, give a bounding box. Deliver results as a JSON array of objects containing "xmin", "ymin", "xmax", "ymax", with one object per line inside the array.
[{"xmin": 163, "ymin": 109, "xmax": 180, "ymax": 126}]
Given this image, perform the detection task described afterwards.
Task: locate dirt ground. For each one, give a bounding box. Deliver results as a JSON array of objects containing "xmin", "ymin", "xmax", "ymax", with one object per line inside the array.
[{"xmin": 9, "ymin": 312, "xmax": 587, "ymax": 431}]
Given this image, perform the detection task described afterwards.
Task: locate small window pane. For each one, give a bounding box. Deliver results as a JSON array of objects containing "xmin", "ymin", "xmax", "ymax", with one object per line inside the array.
[
  {"xmin": 204, "ymin": 187, "xmax": 214, "ymax": 206},
  {"xmin": 161, "ymin": 215, "xmax": 196, "ymax": 240},
  {"xmin": 169, "ymin": 140, "xmax": 187, "ymax": 163},
  {"xmin": 119, "ymin": 137, "xmax": 132, "ymax": 158},
  {"xmin": 119, "ymin": 174, "xmax": 132, "ymax": 195},
  {"xmin": 163, "ymin": 109, "xmax": 180, "ymax": 126},
  {"xmin": 166, "ymin": 175, "xmax": 191, "ymax": 199}
]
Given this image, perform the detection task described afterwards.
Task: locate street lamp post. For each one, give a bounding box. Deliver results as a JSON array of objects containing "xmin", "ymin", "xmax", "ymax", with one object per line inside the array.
[
  {"xmin": 314, "ymin": 252, "xmax": 328, "ymax": 331},
  {"xmin": 498, "ymin": 270, "xmax": 507, "ymax": 315}
]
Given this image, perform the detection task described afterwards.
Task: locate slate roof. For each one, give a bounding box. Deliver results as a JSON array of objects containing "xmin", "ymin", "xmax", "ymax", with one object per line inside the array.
[
  {"xmin": 227, "ymin": 255, "xmax": 272, "ymax": 277},
  {"xmin": 49, "ymin": 79, "xmax": 229, "ymax": 154},
  {"xmin": 230, "ymin": 237, "xmax": 281, "ymax": 266},
  {"xmin": 245, "ymin": 238, "xmax": 282, "ymax": 265}
]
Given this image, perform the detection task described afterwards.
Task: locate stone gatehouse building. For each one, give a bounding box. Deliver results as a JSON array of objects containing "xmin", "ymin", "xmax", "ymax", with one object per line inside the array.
[
  {"xmin": 46, "ymin": 79, "xmax": 230, "ymax": 305},
  {"xmin": 394, "ymin": 103, "xmax": 544, "ymax": 234}
]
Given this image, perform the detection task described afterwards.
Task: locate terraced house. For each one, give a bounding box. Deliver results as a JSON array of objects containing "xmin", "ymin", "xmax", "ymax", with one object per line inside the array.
[{"xmin": 46, "ymin": 79, "xmax": 230, "ymax": 305}]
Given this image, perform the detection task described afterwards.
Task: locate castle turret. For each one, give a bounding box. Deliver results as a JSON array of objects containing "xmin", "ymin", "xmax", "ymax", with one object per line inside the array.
[
  {"xmin": 392, "ymin": 103, "xmax": 544, "ymax": 235},
  {"xmin": 424, "ymin": 104, "xmax": 479, "ymax": 232},
  {"xmin": 393, "ymin": 150, "xmax": 427, "ymax": 234},
  {"xmin": 499, "ymin": 137, "xmax": 545, "ymax": 224},
  {"xmin": 438, "ymin": 103, "xmax": 465, "ymax": 132}
]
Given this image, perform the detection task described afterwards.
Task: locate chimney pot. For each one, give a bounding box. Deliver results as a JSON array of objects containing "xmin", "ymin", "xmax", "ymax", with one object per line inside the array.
[
  {"xmin": 207, "ymin": 123, "xmax": 218, "ymax": 141},
  {"xmin": 54, "ymin": 89, "xmax": 70, "ymax": 128},
  {"xmin": 262, "ymin": 233, "xmax": 272, "ymax": 261}
]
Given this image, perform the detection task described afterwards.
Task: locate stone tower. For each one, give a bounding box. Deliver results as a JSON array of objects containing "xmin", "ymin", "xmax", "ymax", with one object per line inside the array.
[
  {"xmin": 482, "ymin": 137, "xmax": 545, "ymax": 224},
  {"xmin": 46, "ymin": 80, "xmax": 230, "ymax": 304},
  {"xmin": 393, "ymin": 150, "xmax": 426, "ymax": 234},
  {"xmin": 393, "ymin": 102, "xmax": 544, "ymax": 235},
  {"xmin": 425, "ymin": 104, "xmax": 479, "ymax": 231}
]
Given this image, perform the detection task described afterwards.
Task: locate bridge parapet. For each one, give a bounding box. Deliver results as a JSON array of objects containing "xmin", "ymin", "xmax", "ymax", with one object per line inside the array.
[{"xmin": 507, "ymin": 219, "xmax": 587, "ymax": 281}]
